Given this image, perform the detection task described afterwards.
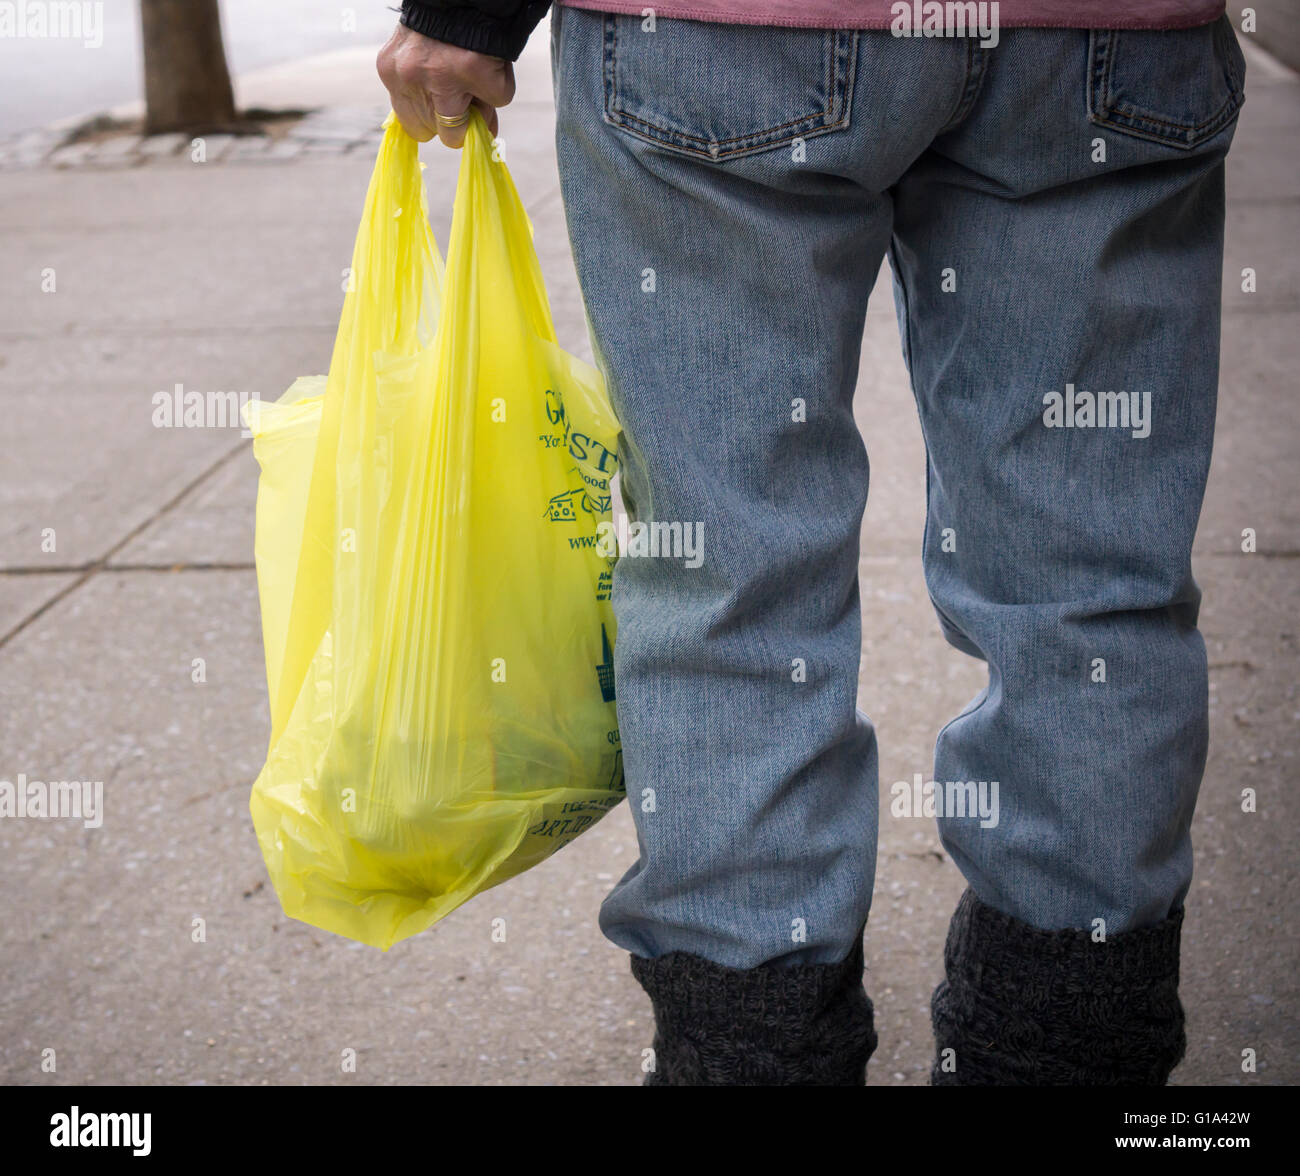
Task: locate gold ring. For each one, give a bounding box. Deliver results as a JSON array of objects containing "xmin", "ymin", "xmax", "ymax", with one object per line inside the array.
[{"xmin": 435, "ymin": 110, "xmax": 471, "ymax": 128}]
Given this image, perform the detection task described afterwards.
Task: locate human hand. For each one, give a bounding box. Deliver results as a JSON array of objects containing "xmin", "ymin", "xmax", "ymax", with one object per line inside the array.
[{"xmin": 377, "ymin": 23, "xmax": 515, "ymax": 148}]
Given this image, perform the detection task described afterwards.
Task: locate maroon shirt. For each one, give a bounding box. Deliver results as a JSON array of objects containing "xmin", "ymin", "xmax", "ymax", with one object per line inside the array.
[{"xmin": 555, "ymin": 1, "xmax": 1226, "ymax": 31}]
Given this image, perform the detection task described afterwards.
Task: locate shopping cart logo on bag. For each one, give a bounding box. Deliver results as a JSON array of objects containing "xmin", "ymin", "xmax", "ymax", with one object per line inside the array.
[
  {"xmin": 596, "ymin": 623, "xmax": 616, "ymax": 703},
  {"xmin": 545, "ymin": 486, "xmax": 584, "ymax": 522},
  {"xmin": 545, "ymin": 483, "xmax": 611, "ymax": 523}
]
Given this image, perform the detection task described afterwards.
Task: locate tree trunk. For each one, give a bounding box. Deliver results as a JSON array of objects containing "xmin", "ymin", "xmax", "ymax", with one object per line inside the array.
[{"xmin": 140, "ymin": 0, "xmax": 238, "ymax": 134}]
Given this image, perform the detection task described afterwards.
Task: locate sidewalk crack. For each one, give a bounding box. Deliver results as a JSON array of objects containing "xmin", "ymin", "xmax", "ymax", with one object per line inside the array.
[{"xmin": 0, "ymin": 440, "xmax": 250, "ymax": 651}]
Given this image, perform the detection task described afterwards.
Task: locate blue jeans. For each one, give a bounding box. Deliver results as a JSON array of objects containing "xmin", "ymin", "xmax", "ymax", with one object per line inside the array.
[{"xmin": 551, "ymin": 8, "xmax": 1245, "ymax": 969}]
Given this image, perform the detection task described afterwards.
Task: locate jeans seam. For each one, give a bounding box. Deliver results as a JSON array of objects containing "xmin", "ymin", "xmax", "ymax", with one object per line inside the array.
[
  {"xmin": 886, "ymin": 239, "xmax": 934, "ymax": 601},
  {"xmin": 937, "ymin": 38, "xmax": 989, "ymax": 136},
  {"xmin": 888, "ymin": 236, "xmax": 982, "ymax": 660}
]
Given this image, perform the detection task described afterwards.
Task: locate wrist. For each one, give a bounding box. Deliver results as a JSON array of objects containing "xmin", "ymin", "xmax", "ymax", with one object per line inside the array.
[{"xmin": 399, "ymin": 2, "xmax": 551, "ymax": 62}]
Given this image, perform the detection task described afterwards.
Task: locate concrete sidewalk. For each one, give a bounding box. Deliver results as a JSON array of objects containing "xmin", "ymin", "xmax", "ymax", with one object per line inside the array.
[{"xmin": 0, "ymin": 24, "xmax": 1296, "ymax": 1086}]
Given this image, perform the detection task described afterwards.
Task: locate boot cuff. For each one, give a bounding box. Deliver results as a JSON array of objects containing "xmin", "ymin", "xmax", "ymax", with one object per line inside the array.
[
  {"xmin": 632, "ymin": 937, "xmax": 877, "ymax": 1085},
  {"xmin": 932, "ymin": 889, "xmax": 1186, "ymax": 1085},
  {"xmin": 945, "ymin": 888, "xmax": 1184, "ymax": 998}
]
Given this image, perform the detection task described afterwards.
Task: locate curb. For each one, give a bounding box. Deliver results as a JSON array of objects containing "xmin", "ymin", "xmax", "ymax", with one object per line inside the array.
[{"xmin": 0, "ymin": 104, "xmax": 390, "ymax": 171}]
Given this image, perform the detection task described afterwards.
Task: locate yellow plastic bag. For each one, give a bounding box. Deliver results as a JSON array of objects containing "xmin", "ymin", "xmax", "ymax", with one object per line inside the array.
[{"xmin": 242, "ymin": 112, "xmax": 623, "ymax": 950}]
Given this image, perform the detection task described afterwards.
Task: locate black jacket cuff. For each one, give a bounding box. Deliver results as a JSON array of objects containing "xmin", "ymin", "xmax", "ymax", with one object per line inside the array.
[{"xmin": 399, "ymin": 2, "xmax": 551, "ymax": 61}]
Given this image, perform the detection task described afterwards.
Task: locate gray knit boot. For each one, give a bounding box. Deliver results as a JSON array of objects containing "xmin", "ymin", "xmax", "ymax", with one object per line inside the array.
[
  {"xmin": 631, "ymin": 936, "xmax": 878, "ymax": 1086},
  {"xmin": 930, "ymin": 889, "xmax": 1186, "ymax": 1086}
]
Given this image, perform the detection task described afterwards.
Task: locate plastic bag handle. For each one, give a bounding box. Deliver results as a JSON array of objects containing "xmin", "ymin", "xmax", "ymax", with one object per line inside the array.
[{"xmin": 443, "ymin": 108, "xmax": 559, "ymax": 346}]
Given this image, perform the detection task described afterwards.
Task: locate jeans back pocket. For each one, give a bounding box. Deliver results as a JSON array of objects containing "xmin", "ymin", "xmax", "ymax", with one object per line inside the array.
[
  {"xmin": 602, "ymin": 15, "xmax": 856, "ymax": 161},
  {"xmin": 1087, "ymin": 14, "xmax": 1246, "ymax": 150}
]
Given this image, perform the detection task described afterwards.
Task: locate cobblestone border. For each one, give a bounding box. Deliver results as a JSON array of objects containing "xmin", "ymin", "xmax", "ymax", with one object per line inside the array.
[{"xmin": 0, "ymin": 106, "xmax": 389, "ymax": 171}]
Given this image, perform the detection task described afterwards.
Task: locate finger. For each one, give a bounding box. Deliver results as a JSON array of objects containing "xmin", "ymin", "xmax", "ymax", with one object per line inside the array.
[
  {"xmin": 466, "ymin": 57, "xmax": 516, "ymax": 110},
  {"xmin": 432, "ymin": 98, "xmax": 473, "ymax": 150},
  {"xmin": 472, "ymin": 98, "xmax": 499, "ymax": 140},
  {"xmin": 392, "ymin": 92, "xmax": 436, "ymax": 142}
]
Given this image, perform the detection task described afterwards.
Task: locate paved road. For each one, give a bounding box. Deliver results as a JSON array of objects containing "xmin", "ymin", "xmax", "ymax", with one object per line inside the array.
[{"xmin": 0, "ymin": 30, "xmax": 1295, "ymax": 1085}]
